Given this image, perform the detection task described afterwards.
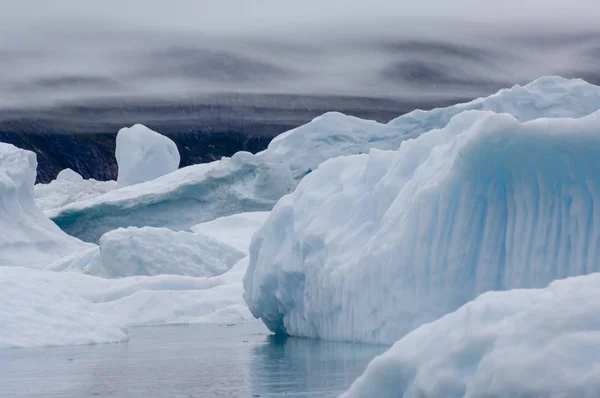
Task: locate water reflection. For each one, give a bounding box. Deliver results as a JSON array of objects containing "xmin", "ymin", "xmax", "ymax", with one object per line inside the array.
[
  {"xmin": 251, "ymin": 333, "xmax": 388, "ymax": 397},
  {"xmin": 0, "ymin": 322, "xmax": 387, "ymax": 398}
]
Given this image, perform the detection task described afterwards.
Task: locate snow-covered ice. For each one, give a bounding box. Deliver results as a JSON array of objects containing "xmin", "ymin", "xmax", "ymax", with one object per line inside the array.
[
  {"xmin": 0, "ymin": 144, "xmax": 92, "ymax": 268},
  {"xmin": 48, "ymin": 77, "xmax": 600, "ymax": 242},
  {"xmin": 116, "ymin": 124, "xmax": 180, "ymax": 188},
  {"xmin": 341, "ymin": 272, "xmax": 600, "ymax": 398},
  {"xmin": 34, "ymin": 168, "xmax": 116, "ymax": 212},
  {"xmin": 244, "ymin": 107, "xmax": 600, "ymax": 344}
]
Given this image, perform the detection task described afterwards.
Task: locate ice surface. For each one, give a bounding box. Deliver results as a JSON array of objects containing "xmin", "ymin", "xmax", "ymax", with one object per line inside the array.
[
  {"xmin": 0, "ymin": 212, "xmax": 269, "ymax": 348},
  {"xmin": 49, "ymin": 152, "xmax": 292, "ymax": 242},
  {"xmin": 34, "ymin": 168, "xmax": 116, "ymax": 212},
  {"xmin": 116, "ymin": 124, "xmax": 180, "ymax": 188},
  {"xmin": 191, "ymin": 212, "xmax": 270, "ymax": 252},
  {"xmin": 341, "ymin": 272, "xmax": 600, "ymax": 398},
  {"xmin": 49, "ymin": 77, "xmax": 600, "ymax": 242},
  {"xmin": 84, "ymin": 227, "xmax": 245, "ymax": 278},
  {"xmin": 244, "ymin": 108, "xmax": 600, "ymax": 344},
  {"xmin": 0, "ymin": 263, "xmax": 252, "ymax": 349},
  {"xmin": 0, "ymin": 267, "xmax": 127, "ymax": 349},
  {"xmin": 0, "ymin": 144, "xmax": 92, "ymax": 268}
]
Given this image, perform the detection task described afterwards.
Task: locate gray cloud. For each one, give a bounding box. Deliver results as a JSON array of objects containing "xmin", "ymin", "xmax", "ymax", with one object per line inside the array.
[{"xmin": 1, "ymin": 0, "xmax": 600, "ymax": 110}]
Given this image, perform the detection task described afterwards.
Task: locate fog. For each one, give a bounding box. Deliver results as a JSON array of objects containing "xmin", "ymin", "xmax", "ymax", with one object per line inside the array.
[{"xmin": 1, "ymin": 0, "xmax": 599, "ymax": 110}]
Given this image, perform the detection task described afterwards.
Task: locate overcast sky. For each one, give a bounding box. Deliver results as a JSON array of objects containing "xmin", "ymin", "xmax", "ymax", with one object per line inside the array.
[{"xmin": 1, "ymin": 0, "xmax": 599, "ymax": 109}]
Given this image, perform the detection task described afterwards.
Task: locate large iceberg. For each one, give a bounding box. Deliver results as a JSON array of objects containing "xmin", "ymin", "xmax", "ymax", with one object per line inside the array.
[
  {"xmin": 0, "ymin": 144, "xmax": 92, "ymax": 267},
  {"xmin": 341, "ymin": 272, "xmax": 600, "ymax": 398},
  {"xmin": 48, "ymin": 77, "xmax": 600, "ymax": 242},
  {"xmin": 34, "ymin": 168, "xmax": 116, "ymax": 212},
  {"xmin": 116, "ymin": 124, "xmax": 180, "ymax": 188},
  {"xmin": 244, "ymin": 107, "xmax": 600, "ymax": 344}
]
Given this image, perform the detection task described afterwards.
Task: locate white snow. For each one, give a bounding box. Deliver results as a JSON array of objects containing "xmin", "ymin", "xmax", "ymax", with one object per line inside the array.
[
  {"xmin": 48, "ymin": 77, "xmax": 600, "ymax": 243},
  {"xmin": 341, "ymin": 272, "xmax": 600, "ymax": 398},
  {"xmin": 244, "ymin": 107, "xmax": 600, "ymax": 344},
  {"xmin": 34, "ymin": 168, "xmax": 116, "ymax": 212},
  {"xmin": 0, "ymin": 144, "xmax": 93, "ymax": 268},
  {"xmin": 115, "ymin": 124, "xmax": 180, "ymax": 188}
]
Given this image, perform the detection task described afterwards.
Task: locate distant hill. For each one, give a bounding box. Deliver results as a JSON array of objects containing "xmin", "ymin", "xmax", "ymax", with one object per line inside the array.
[{"xmin": 0, "ymin": 94, "xmax": 465, "ymax": 183}]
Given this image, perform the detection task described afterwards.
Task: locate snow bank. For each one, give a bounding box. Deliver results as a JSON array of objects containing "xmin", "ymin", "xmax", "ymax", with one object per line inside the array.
[
  {"xmin": 49, "ymin": 77, "xmax": 600, "ymax": 242},
  {"xmin": 0, "ymin": 144, "xmax": 92, "ymax": 268},
  {"xmin": 244, "ymin": 108, "xmax": 600, "ymax": 344},
  {"xmin": 116, "ymin": 124, "xmax": 180, "ymax": 188},
  {"xmin": 34, "ymin": 168, "xmax": 116, "ymax": 212},
  {"xmin": 341, "ymin": 272, "xmax": 600, "ymax": 398},
  {"xmin": 85, "ymin": 227, "xmax": 245, "ymax": 278}
]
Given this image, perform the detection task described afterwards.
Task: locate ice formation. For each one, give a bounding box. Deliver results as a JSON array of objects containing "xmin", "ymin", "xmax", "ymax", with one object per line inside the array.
[
  {"xmin": 49, "ymin": 152, "xmax": 292, "ymax": 242},
  {"xmin": 34, "ymin": 168, "xmax": 116, "ymax": 212},
  {"xmin": 0, "ymin": 144, "xmax": 92, "ymax": 268},
  {"xmin": 0, "ymin": 211, "xmax": 269, "ymax": 349},
  {"xmin": 244, "ymin": 108, "xmax": 600, "ymax": 344},
  {"xmin": 115, "ymin": 124, "xmax": 180, "ymax": 188},
  {"xmin": 84, "ymin": 227, "xmax": 245, "ymax": 278},
  {"xmin": 0, "ymin": 263, "xmax": 249, "ymax": 349},
  {"xmin": 48, "ymin": 77, "xmax": 600, "ymax": 242},
  {"xmin": 341, "ymin": 272, "xmax": 600, "ymax": 398}
]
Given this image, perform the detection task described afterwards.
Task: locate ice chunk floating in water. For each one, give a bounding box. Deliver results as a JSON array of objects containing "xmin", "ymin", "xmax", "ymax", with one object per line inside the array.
[
  {"xmin": 116, "ymin": 124, "xmax": 180, "ymax": 188},
  {"xmin": 244, "ymin": 108, "xmax": 600, "ymax": 344},
  {"xmin": 0, "ymin": 144, "xmax": 92, "ymax": 268},
  {"xmin": 48, "ymin": 77, "xmax": 600, "ymax": 242},
  {"xmin": 341, "ymin": 272, "xmax": 600, "ymax": 398}
]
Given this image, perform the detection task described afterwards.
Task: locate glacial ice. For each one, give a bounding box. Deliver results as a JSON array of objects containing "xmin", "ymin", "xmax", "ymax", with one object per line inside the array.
[
  {"xmin": 84, "ymin": 227, "xmax": 245, "ymax": 278},
  {"xmin": 34, "ymin": 168, "xmax": 116, "ymax": 212},
  {"xmin": 244, "ymin": 107, "xmax": 600, "ymax": 344},
  {"xmin": 116, "ymin": 124, "xmax": 180, "ymax": 188},
  {"xmin": 341, "ymin": 272, "xmax": 600, "ymax": 398},
  {"xmin": 0, "ymin": 144, "xmax": 93, "ymax": 268},
  {"xmin": 0, "ymin": 211, "xmax": 269, "ymax": 349},
  {"xmin": 48, "ymin": 77, "xmax": 600, "ymax": 242}
]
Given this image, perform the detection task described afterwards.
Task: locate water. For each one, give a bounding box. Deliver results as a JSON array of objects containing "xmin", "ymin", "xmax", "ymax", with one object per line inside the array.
[{"xmin": 0, "ymin": 322, "xmax": 388, "ymax": 398}]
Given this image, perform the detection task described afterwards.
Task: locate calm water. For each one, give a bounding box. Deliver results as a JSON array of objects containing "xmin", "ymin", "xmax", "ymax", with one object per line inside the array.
[{"xmin": 0, "ymin": 321, "xmax": 388, "ymax": 398}]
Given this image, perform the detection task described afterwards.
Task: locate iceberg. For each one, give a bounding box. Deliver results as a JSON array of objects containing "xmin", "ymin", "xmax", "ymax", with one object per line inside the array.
[
  {"xmin": 341, "ymin": 272, "xmax": 600, "ymax": 398},
  {"xmin": 34, "ymin": 168, "xmax": 116, "ymax": 212},
  {"xmin": 48, "ymin": 77, "xmax": 600, "ymax": 242},
  {"xmin": 116, "ymin": 124, "xmax": 180, "ymax": 188},
  {"xmin": 0, "ymin": 211, "xmax": 270, "ymax": 349},
  {"xmin": 244, "ymin": 107, "xmax": 600, "ymax": 344},
  {"xmin": 0, "ymin": 144, "xmax": 92, "ymax": 268},
  {"xmin": 81, "ymin": 227, "xmax": 245, "ymax": 278}
]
